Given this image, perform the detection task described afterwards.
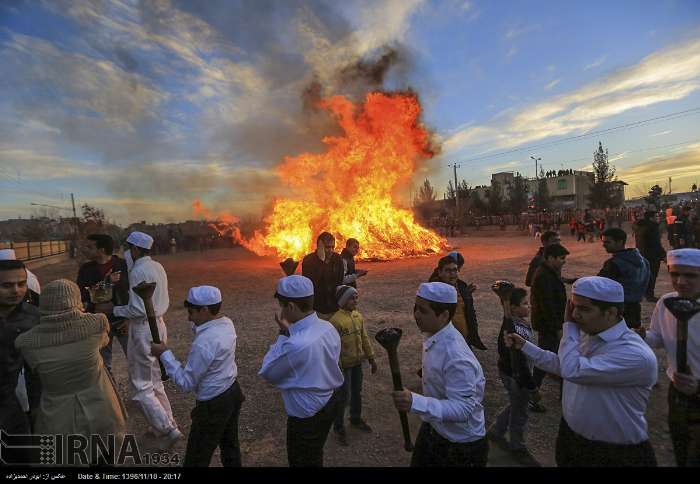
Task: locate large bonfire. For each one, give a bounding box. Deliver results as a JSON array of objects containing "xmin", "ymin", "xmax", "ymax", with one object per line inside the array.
[{"xmin": 195, "ymin": 91, "xmax": 446, "ymax": 261}]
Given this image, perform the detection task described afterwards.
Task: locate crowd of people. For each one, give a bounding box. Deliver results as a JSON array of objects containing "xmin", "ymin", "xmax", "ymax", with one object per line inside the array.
[{"xmin": 1, "ymin": 221, "xmax": 699, "ymax": 468}]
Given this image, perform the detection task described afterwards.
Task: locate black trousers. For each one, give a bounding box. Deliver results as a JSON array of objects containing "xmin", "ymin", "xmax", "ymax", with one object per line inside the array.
[
  {"xmin": 623, "ymin": 302, "xmax": 642, "ymax": 329},
  {"xmin": 0, "ymin": 398, "xmax": 32, "ymax": 467},
  {"xmin": 411, "ymin": 422, "xmax": 489, "ymax": 467},
  {"xmin": 555, "ymin": 417, "xmax": 657, "ymax": 467},
  {"xmin": 533, "ymin": 330, "xmax": 561, "ymax": 388},
  {"xmin": 644, "ymin": 257, "xmax": 662, "ymax": 299},
  {"xmin": 287, "ymin": 391, "xmax": 339, "ymax": 467},
  {"xmin": 668, "ymin": 385, "xmax": 700, "ymax": 467},
  {"xmin": 184, "ymin": 381, "xmax": 245, "ymax": 467}
]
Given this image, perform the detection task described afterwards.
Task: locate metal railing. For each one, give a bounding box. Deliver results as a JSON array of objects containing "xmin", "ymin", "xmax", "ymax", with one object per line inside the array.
[{"xmin": 0, "ymin": 240, "xmax": 69, "ymax": 261}]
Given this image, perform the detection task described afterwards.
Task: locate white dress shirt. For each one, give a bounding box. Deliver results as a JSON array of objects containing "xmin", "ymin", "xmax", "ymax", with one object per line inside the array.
[
  {"xmin": 259, "ymin": 312, "xmax": 343, "ymax": 418},
  {"xmin": 522, "ymin": 320, "xmax": 658, "ymax": 444},
  {"xmin": 410, "ymin": 322, "xmax": 486, "ymax": 443},
  {"xmin": 160, "ymin": 316, "xmax": 238, "ymax": 401},
  {"xmin": 645, "ymin": 292, "xmax": 700, "ymax": 381},
  {"xmin": 114, "ymin": 256, "xmax": 170, "ymax": 321}
]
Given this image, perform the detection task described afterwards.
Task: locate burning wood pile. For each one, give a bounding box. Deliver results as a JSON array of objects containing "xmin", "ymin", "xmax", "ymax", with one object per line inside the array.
[{"xmin": 195, "ymin": 91, "xmax": 447, "ymax": 262}]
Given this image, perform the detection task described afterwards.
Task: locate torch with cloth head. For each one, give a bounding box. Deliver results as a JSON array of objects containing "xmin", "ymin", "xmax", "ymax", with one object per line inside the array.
[
  {"xmin": 132, "ymin": 281, "xmax": 169, "ymax": 382},
  {"xmin": 375, "ymin": 327, "xmax": 413, "ymax": 452}
]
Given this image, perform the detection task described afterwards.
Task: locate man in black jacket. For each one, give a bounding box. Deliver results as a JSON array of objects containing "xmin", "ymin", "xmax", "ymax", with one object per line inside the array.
[
  {"xmin": 634, "ymin": 211, "xmax": 666, "ymax": 302},
  {"xmin": 0, "ymin": 260, "xmax": 41, "ymax": 466},
  {"xmin": 429, "ymin": 253, "xmax": 487, "ymax": 350},
  {"xmin": 339, "ymin": 238, "xmax": 368, "ymax": 289},
  {"xmin": 598, "ymin": 228, "xmax": 650, "ymax": 329},
  {"xmin": 76, "ymin": 233, "xmax": 130, "ymax": 373},
  {"xmin": 525, "ymin": 231, "xmax": 560, "ymax": 287},
  {"xmin": 302, "ymin": 232, "xmax": 345, "ymax": 320},
  {"xmin": 530, "ymin": 244, "xmax": 569, "ymax": 410}
]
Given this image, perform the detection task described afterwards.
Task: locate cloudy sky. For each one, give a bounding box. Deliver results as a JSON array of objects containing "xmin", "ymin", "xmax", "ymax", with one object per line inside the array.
[{"xmin": 1, "ymin": 0, "xmax": 699, "ymax": 225}]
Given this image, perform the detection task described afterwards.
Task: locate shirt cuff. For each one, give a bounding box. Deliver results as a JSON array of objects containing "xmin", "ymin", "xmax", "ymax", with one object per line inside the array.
[
  {"xmin": 521, "ymin": 341, "xmax": 542, "ymax": 359},
  {"xmin": 410, "ymin": 392, "xmax": 428, "ymax": 414},
  {"xmin": 160, "ymin": 349, "xmax": 177, "ymax": 368},
  {"xmin": 113, "ymin": 305, "xmax": 125, "ymax": 318}
]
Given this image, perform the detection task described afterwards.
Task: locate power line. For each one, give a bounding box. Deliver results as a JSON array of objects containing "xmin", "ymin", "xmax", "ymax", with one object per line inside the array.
[{"xmin": 449, "ymin": 107, "xmax": 700, "ymax": 166}]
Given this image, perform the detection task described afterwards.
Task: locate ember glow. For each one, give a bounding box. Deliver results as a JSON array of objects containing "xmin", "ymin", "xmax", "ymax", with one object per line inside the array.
[{"xmin": 195, "ymin": 91, "xmax": 447, "ymax": 261}]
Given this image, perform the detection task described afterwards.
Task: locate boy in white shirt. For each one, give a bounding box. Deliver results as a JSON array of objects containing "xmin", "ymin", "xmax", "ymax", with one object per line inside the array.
[
  {"xmin": 152, "ymin": 286, "xmax": 243, "ymax": 467},
  {"xmin": 392, "ymin": 282, "xmax": 488, "ymax": 467}
]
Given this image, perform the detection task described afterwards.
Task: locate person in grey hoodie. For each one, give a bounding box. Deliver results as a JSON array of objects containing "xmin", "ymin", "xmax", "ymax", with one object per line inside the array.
[{"xmin": 598, "ymin": 228, "xmax": 650, "ymax": 328}]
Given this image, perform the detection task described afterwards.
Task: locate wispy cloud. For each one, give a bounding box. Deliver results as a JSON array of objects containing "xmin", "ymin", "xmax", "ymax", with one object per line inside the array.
[
  {"xmin": 545, "ymin": 79, "xmax": 561, "ymax": 91},
  {"xmin": 608, "ymin": 151, "xmax": 629, "ymax": 163},
  {"xmin": 504, "ymin": 25, "xmax": 539, "ymax": 40},
  {"xmin": 652, "ymin": 130, "xmax": 673, "ymax": 137},
  {"xmin": 445, "ymin": 36, "xmax": 700, "ymax": 154},
  {"xmin": 617, "ymin": 144, "xmax": 700, "ymax": 190},
  {"xmin": 584, "ymin": 55, "xmax": 607, "ymax": 71}
]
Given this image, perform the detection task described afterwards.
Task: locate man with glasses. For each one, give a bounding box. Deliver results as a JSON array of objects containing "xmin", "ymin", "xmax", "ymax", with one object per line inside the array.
[{"xmin": 430, "ymin": 254, "xmax": 486, "ymax": 351}]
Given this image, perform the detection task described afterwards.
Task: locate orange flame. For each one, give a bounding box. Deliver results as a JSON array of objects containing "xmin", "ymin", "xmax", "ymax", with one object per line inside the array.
[{"xmin": 195, "ymin": 91, "xmax": 447, "ymax": 260}]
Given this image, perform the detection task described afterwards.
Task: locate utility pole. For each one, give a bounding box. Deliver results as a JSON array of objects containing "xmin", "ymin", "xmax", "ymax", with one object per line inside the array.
[
  {"xmin": 531, "ymin": 156, "xmax": 541, "ymax": 210},
  {"xmin": 668, "ymin": 177, "xmax": 672, "ymax": 194},
  {"xmin": 70, "ymin": 193, "xmax": 78, "ymax": 258},
  {"xmin": 450, "ymin": 163, "xmax": 461, "ymax": 215}
]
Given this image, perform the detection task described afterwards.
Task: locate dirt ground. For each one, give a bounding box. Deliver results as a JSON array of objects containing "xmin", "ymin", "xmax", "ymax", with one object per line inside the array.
[{"xmin": 32, "ymin": 228, "xmax": 677, "ymax": 467}]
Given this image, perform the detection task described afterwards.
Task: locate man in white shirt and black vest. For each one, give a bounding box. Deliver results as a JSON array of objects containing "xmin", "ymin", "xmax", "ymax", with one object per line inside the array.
[
  {"xmin": 392, "ymin": 282, "xmax": 489, "ymax": 467},
  {"xmin": 259, "ymin": 275, "xmax": 344, "ymax": 467},
  {"xmin": 638, "ymin": 248, "xmax": 700, "ymax": 466},
  {"xmin": 506, "ymin": 276, "xmax": 658, "ymax": 466},
  {"xmin": 151, "ymin": 285, "xmax": 244, "ymax": 467}
]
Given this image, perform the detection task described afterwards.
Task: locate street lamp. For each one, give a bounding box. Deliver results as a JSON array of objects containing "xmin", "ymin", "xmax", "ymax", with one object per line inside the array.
[{"xmin": 530, "ymin": 156, "xmax": 541, "ymax": 179}]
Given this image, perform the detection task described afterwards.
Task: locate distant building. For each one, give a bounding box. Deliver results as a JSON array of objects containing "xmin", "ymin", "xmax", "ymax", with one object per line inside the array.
[{"xmin": 472, "ymin": 169, "xmax": 630, "ymax": 210}]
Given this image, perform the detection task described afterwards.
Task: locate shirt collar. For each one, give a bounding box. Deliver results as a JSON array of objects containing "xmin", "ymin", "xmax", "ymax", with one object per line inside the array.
[
  {"xmin": 195, "ymin": 316, "xmax": 229, "ymax": 334},
  {"xmin": 596, "ymin": 320, "xmax": 628, "ymax": 342},
  {"xmin": 133, "ymin": 255, "xmax": 152, "ymax": 267},
  {"xmin": 289, "ymin": 312, "xmax": 317, "ymax": 335},
  {"xmin": 424, "ymin": 322, "xmax": 454, "ymax": 351}
]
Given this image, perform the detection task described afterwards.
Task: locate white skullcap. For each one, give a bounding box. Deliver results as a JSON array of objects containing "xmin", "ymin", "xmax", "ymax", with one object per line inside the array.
[
  {"xmin": 187, "ymin": 286, "xmax": 222, "ymax": 306},
  {"xmin": 573, "ymin": 276, "xmax": 624, "ymax": 303},
  {"xmin": 0, "ymin": 249, "xmax": 17, "ymax": 260},
  {"xmin": 26, "ymin": 271, "xmax": 41, "ymax": 295},
  {"xmin": 276, "ymin": 275, "xmax": 314, "ymax": 298},
  {"xmin": 417, "ymin": 282, "xmax": 458, "ymax": 304},
  {"xmin": 126, "ymin": 231, "xmax": 154, "ymax": 250},
  {"xmin": 667, "ymin": 249, "xmax": 700, "ymax": 268}
]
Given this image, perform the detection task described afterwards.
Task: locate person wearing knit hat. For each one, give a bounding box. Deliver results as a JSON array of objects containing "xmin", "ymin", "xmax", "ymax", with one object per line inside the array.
[
  {"xmin": 259, "ymin": 275, "xmax": 344, "ymax": 467},
  {"xmin": 329, "ymin": 285, "xmax": 377, "ymax": 446},
  {"xmin": 15, "ymin": 279, "xmax": 127, "ymax": 465},
  {"xmin": 505, "ymin": 276, "xmax": 658, "ymax": 466},
  {"xmin": 638, "ymin": 248, "xmax": 700, "ymax": 466},
  {"xmin": 0, "ymin": 249, "xmax": 41, "ymax": 305},
  {"xmin": 151, "ymin": 286, "xmax": 245, "ymax": 467},
  {"xmin": 392, "ymin": 282, "xmax": 488, "ymax": 467},
  {"xmin": 113, "ymin": 231, "xmax": 183, "ymax": 450},
  {"xmin": 0, "ymin": 259, "xmax": 41, "ymax": 464}
]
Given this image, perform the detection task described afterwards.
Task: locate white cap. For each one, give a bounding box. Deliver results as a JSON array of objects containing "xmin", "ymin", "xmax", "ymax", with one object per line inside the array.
[
  {"xmin": 667, "ymin": 249, "xmax": 700, "ymax": 268},
  {"xmin": 0, "ymin": 249, "xmax": 17, "ymax": 260},
  {"xmin": 187, "ymin": 285, "xmax": 222, "ymax": 306},
  {"xmin": 417, "ymin": 282, "xmax": 458, "ymax": 304},
  {"xmin": 572, "ymin": 276, "xmax": 624, "ymax": 303},
  {"xmin": 126, "ymin": 231, "xmax": 154, "ymax": 250},
  {"xmin": 276, "ymin": 275, "xmax": 314, "ymax": 298}
]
